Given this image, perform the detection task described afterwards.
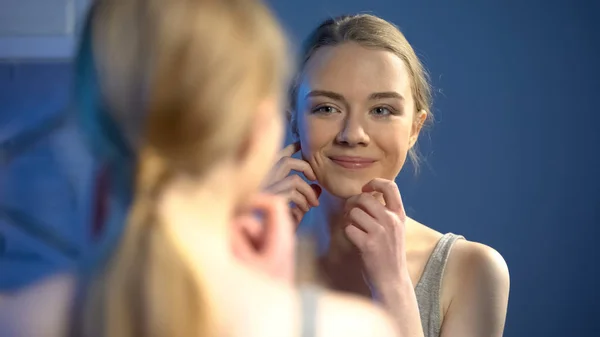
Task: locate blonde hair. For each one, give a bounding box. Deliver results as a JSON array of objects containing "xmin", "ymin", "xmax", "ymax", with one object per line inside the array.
[
  {"xmin": 76, "ymin": 0, "xmax": 290, "ymax": 336},
  {"xmin": 289, "ymin": 14, "xmax": 432, "ymax": 170}
]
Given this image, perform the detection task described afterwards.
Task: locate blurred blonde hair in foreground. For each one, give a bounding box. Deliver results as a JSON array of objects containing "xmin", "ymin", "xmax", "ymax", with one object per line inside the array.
[{"xmin": 75, "ymin": 0, "xmax": 290, "ymax": 336}]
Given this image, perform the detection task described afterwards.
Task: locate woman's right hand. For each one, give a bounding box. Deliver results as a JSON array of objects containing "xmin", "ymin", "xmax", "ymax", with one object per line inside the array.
[{"xmin": 264, "ymin": 141, "xmax": 321, "ymax": 228}]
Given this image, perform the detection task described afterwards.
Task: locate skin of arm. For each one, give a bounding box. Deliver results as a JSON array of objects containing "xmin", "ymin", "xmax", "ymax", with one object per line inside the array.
[{"xmin": 440, "ymin": 241, "xmax": 510, "ymax": 337}]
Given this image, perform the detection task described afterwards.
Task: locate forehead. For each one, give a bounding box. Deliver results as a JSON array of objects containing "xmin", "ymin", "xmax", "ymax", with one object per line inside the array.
[{"xmin": 301, "ymin": 42, "xmax": 412, "ymax": 98}]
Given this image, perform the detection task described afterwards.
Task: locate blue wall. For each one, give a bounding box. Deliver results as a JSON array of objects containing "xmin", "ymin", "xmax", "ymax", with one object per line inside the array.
[{"xmin": 0, "ymin": 1, "xmax": 598, "ymax": 336}]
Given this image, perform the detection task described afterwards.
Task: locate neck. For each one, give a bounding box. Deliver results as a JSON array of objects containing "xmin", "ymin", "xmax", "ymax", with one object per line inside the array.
[
  {"xmin": 318, "ymin": 189, "xmax": 345, "ymax": 229},
  {"xmin": 312, "ymin": 190, "xmax": 354, "ymax": 259},
  {"xmin": 159, "ymin": 167, "xmax": 236, "ymax": 267}
]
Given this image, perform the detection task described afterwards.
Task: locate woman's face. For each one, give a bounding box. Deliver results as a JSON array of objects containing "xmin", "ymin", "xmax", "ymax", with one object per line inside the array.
[{"xmin": 296, "ymin": 42, "xmax": 426, "ymax": 198}]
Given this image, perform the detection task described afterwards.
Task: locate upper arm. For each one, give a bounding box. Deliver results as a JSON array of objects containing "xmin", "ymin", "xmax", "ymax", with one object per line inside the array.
[
  {"xmin": 440, "ymin": 241, "xmax": 510, "ymax": 337},
  {"xmin": 319, "ymin": 293, "xmax": 399, "ymax": 337}
]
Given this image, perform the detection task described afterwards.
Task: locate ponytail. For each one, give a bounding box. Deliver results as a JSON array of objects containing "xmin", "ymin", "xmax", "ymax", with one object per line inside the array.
[
  {"xmin": 72, "ymin": 0, "xmax": 290, "ymax": 334},
  {"xmin": 80, "ymin": 148, "xmax": 213, "ymax": 337},
  {"xmin": 73, "ymin": 6, "xmax": 213, "ymax": 336}
]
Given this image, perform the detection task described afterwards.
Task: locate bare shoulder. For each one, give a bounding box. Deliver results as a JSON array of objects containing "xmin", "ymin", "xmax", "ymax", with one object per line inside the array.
[
  {"xmin": 317, "ymin": 292, "xmax": 398, "ymax": 337},
  {"xmin": 7, "ymin": 272, "xmax": 76, "ymax": 301},
  {"xmin": 438, "ymin": 240, "xmax": 510, "ymax": 336},
  {"xmin": 406, "ymin": 215, "xmax": 510, "ymax": 293},
  {"xmin": 443, "ymin": 238, "xmax": 510, "ymax": 315},
  {"xmin": 406, "ymin": 218, "xmax": 509, "ymax": 292},
  {"xmin": 0, "ymin": 273, "xmax": 76, "ymax": 337},
  {"xmin": 448, "ymin": 239, "xmax": 510, "ymax": 288}
]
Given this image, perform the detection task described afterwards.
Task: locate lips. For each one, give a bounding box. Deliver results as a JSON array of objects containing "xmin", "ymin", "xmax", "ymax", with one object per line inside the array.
[{"xmin": 329, "ymin": 156, "xmax": 376, "ymax": 169}]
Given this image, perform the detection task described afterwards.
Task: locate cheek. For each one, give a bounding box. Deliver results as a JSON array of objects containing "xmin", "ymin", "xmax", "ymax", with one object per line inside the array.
[
  {"xmin": 375, "ymin": 126, "xmax": 411, "ymax": 165},
  {"xmin": 299, "ymin": 116, "xmax": 333, "ymax": 158}
]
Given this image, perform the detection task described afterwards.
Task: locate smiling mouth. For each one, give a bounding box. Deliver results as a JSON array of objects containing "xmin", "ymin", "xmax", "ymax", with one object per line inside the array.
[{"xmin": 329, "ymin": 156, "xmax": 376, "ymax": 169}]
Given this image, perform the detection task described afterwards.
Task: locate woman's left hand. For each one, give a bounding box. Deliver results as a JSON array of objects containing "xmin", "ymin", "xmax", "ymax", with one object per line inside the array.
[{"xmin": 343, "ymin": 178, "xmax": 409, "ymax": 297}]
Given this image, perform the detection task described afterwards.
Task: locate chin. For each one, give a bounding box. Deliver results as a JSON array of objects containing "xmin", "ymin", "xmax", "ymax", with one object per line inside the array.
[{"xmin": 319, "ymin": 175, "xmax": 368, "ymax": 199}]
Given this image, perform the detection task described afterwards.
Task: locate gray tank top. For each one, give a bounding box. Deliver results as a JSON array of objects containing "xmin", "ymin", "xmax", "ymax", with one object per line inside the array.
[{"xmin": 415, "ymin": 233, "xmax": 464, "ymax": 337}]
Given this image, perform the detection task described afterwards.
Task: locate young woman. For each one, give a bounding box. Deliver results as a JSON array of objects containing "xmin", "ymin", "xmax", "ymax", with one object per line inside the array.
[
  {"xmin": 0, "ymin": 4, "xmax": 398, "ymax": 337},
  {"xmin": 266, "ymin": 14, "xmax": 510, "ymax": 337}
]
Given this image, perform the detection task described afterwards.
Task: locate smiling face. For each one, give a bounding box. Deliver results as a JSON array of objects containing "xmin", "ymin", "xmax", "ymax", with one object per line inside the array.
[{"xmin": 295, "ymin": 42, "xmax": 426, "ymax": 198}]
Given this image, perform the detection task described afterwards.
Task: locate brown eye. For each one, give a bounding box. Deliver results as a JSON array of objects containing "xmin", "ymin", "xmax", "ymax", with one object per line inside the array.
[
  {"xmin": 312, "ymin": 105, "xmax": 339, "ymax": 115},
  {"xmin": 371, "ymin": 106, "xmax": 392, "ymax": 116}
]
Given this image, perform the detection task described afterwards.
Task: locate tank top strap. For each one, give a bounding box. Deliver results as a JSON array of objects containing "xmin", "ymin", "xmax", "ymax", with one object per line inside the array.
[
  {"xmin": 415, "ymin": 232, "xmax": 464, "ymax": 337},
  {"xmin": 418, "ymin": 233, "xmax": 464, "ymax": 287},
  {"xmin": 299, "ymin": 285, "xmax": 322, "ymax": 337}
]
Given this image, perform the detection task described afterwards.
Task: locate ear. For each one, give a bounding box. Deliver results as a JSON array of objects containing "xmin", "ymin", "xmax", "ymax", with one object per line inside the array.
[
  {"xmin": 230, "ymin": 194, "xmax": 295, "ymax": 283},
  {"xmin": 287, "ymin": 109, "xmax": 299, "ymax": 141},
  {"xmin": 409, "ymin": 109, "xmax": 427, "ymax": 148},
  {"xmin": 230, "ymin": 214, "xmax": 264, "ymax": 265}
]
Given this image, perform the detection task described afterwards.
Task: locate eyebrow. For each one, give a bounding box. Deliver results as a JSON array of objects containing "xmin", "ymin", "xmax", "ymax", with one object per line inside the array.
[
  {"xmin": 305, "ymin": 90, "xmax": 345, "ymax": 101},
  {"xmin": 369, "ymin": 91, "xmax": 404, "ymax": 101},
  {"xmin": 305, "ymin": 90, "xmax": 404, "ymax": 102}
]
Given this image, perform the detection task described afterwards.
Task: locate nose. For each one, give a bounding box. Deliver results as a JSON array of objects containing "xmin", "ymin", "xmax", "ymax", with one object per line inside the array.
[{"xmin": 335, "ymin": 114, "xmax": 370, "ymax": 147}]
